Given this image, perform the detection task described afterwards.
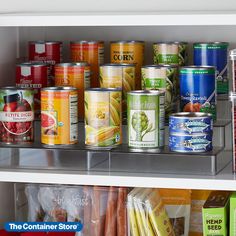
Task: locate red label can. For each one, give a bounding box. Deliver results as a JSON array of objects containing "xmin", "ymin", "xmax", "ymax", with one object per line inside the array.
[
  {"xmin": 29, "ymin": 41, "xmax": 62, "ymax": 86},
  {"xmin": 16, "ymin": 62, "xmax": 48, "ymax": 118}
]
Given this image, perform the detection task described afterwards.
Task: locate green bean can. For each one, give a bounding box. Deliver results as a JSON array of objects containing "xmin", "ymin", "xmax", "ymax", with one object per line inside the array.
[{"xmin": 127, "ymin": 90, "xmax": 165, "ymax": 149}]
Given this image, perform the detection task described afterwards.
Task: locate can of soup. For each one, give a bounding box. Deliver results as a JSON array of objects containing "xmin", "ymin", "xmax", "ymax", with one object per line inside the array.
[
  {"xmin": 16, "ymin": 62, "xmax": 48, "ymax": 118},
  {"xmin": 29, "ymin": 41, "xmax": 62, "ymax": 86},
  {"xmin": 0, "ymin": 87, "xmax": 34, "ymax": 144},
  {"xmin": 193, "ymin": 42, "xmax": 229, "ymax": 94},
  {"xmin": 70, "ymin": 41, "xmax": 104, "ymax": 88},
  {"xmin": 179, "ymin": 66, "xmax": 216, "ymax": 121},
  {"xmin": 169, "ymin": 112, "xmax": 213, "ymax": 134},
  {"xmin": 100, "ymin": 63, "xmax": 135, "ymax": 117},
  {"xmin": 41, "ymin": 87, "xmax": 78, "ymax": 145},
  {"xmin": 127, "ymin": 90, "xmax": 165, "ymax": 150},
  {"xmin": 85, "ymin": 88, "xmax": 122, "ymax": 147},
  {"xmin": 55, "ymin": 62, "xmax": 90, "ymax": 118},
  {"xmin": 110, "ymin": 40, "xmax": 145, "ymax": 90}
]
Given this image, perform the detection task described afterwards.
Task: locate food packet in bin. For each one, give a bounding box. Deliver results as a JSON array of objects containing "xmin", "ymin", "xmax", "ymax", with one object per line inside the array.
[
  {"xmin": 38, "ymin": 185, "xmax": 67, "ymax": 222},
  {"xmin": 25, "ymin": 184, "xmax": 45, "ymax": 221}
]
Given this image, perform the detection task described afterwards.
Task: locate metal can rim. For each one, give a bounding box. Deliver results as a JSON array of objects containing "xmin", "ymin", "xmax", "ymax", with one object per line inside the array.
[
  {"xmin": 180, "ymin": 65, "xmax": 215, "ymax": 70},
  {"xmin": 85, "ymin": 88, "xmax": 122, "ymax": 92},
  {"xmin": 153, "ymin": 42, "xmax": 181, "ymax": 46},
  {"xmin": 193, "ymin": 42, "xmax": 229, "ymax": 46},
  {"xmin": 0, "ymin": 86, "xmax": 34, "ymax": 91},
  {"xmin": 142, "ymin": 65, "xmax": 168, "ymax": 69},
  {"xmin": 55, "ymin": 62, "xmax": 89, "ymax": 67},
  {"xmin": 29, "ymin": 41, "xmax": 62, "ymax": 45},
  {"xmin": 100, "ymin": 63, "xmax": 136, "ymax": 67},
  {"xmin": 16, "ymin": 62, "xmax": 49, "ymax": 67},
  {"xmin": 156, "ymin": 64, "xmax": 179, "ymax": 68},
  {"xmin": 41, "ymin": 87, "xmax": 78, "ymax": 91},
  {"xmin": 170, "ymin": 112, "xmax": 212, "ymax": 118},
  {"xmin": 127, "ymin": 90, "xmax": 165, "ymax": 96},
  {"xmin": 110, "ymin": 40, "xmax": 145, "ymax": 44},
  {"xmin": 170, "ymin": 132, "xmax": 212, "ymax": 137},
  {"xmin": 229, "ymin": 49, "xmax": 236, "ymax": 59},
  {"xmin": 70, "ymin": 40, "xmax": 104, "ymax": 44},
  {"xmin": 229, "ymin": 91, "xmax": 236, "ymax": 101}
]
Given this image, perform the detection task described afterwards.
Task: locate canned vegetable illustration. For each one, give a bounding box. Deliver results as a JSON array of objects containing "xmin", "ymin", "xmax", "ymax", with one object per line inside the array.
[{"xmin": 85, "ymin": 88, "xmax": 122, "ymax": 147}]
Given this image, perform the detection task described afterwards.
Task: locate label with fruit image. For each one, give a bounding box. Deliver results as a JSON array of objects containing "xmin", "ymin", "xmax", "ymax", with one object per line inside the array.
[{"xmin": 0, "ymin": 89, "xmax": 34, "ymax": 143}]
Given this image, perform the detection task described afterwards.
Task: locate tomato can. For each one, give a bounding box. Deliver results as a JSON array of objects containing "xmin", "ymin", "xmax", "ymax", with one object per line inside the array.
[
  {"xmin": 16, "ymin": 62, "xmax": 48, "ymax": 118},
  {"xmin": 55, "ymin": 62, "xmax": 90, "ymax": 118},
  {"xmin": 0, "ymin": 87, "xmax": 34, "ymax": 144},
  {"xmin": 127, "ymin": 90, "xmax": 165, "ymax": 150},
  {"xmin": 194, "ymin": 42, "xmax": 229, "ymax": 94},
  {"xmin": 41, "ymin": 87, "xmax": 78, "ymax": 145},
  {"xmin": 99, "ymin": 63, "xmax": 135, "ymax": 118},
  {"xmin": 179, "ymin": 66, "xmax": 216, "ymax": 121},
  {"xmin": 70, "ymin": 41, "xmax": 104, "ymax": 88},
  {"xmin": 110, "ymin": 40, "xmax": 145, "ymax": 90},
  {"xmin": 29, "ymin": 41, "xmax": 63, "ymax": 86},
  {"xmin": 85, "ymin": 88, "xmax": 122, "ymax": 147}
]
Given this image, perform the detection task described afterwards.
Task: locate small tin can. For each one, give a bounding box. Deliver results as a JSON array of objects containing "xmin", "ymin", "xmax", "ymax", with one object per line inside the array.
[
  {"xmin": 169, "ymin": 133, "xmax": 213, "ymax": 153},
  {"xmin": 85, "ymin": 88, "xmax": 122, "ymax": 147},
  {"xmin": 29, "ymin": 41, "xmax": 63, "ymax": 86},
  {"xmin": 230, "ymin": 92, "xmax": 236, "ymax": 172},
  {"xmin": 110, "ymin": 40, "xmax": 145, "ymax": 89},
  {"xmin": 55, "ymin": 62, "xmax": 90, "ymax": 118},
  {"xmin": 100, "ymin": 63, "xmax": 135, "ymax": 117},
  {"xmin": 193, "ymin": 42, "xmax": 229, "ymax": 94},
  {"xmin": 174, "ymin": 41, "xmax": 188, "ymax": 66},
  {"xmin": 0, "ymin": 87, "xmax": 34, "ymax": 144},
  {"xmin": 16, "ymin": 62, "xmax": 48, "ymax": 118},
  {"xmin": 179, "ymin": 66, "xmax": 217, "ymax": 121},
  {"xmin": 41, "ymin": 87, "xmax": 78, "ymax": 145},
  {"xmin": 127, "ymin": 90, "xmax": 165, "ymax": 150},
  {"xmin": 70, "ymin": 41, "xmax": 104, "ymax": 88},
  {"xmin": 169, "ymin": 112, "xmax": 213, "ymax": 134},
  {"xmin": 230, "ymin": 49, "xmax": 236, "ymax": 92}
]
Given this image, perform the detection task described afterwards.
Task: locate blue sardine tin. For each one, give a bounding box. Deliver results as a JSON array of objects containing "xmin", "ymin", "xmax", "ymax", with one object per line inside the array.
[
  {"xmin": 169, "ymin": 133, "xmax": 212, "ymax": 152},
  {"xmin": 169, "ymin": 112, "xmax": 213, "ymax": 134},
  {"xmin": 193, "ymin": 42, "xmax": 229, "ymax": 94}
]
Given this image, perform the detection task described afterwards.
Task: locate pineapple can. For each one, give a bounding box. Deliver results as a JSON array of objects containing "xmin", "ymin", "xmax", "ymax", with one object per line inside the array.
[
  {"xmin": 127, "ymin": 90, "xmax": 165, "ymax": 149},
  {"xmin": 85, "ymin": 88, "xmax": 122, "ymax": 147},
  {"xmin": 41, "ymin": 87, "xmax": 78, "ymax": 145}
]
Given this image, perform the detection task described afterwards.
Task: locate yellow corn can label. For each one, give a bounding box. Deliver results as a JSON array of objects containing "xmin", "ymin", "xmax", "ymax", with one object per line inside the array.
[{"xmin": 85, "ymin": 89, "xmax": 122, "ymax": 147}]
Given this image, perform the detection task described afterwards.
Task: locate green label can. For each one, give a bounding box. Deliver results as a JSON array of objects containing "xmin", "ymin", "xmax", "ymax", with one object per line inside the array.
[
  {"xmin": 127, "ymin": 90, "xmax": 165, "ymax": 149},
  {"xmin": 176, "ymin": 41, "xmax": 188, "ymax": 66}
]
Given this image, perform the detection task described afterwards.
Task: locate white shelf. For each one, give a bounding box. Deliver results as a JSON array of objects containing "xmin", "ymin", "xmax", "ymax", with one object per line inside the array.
[{"xmin": 1, "ymin": 11, "xmax": 236, "ymax": 26}]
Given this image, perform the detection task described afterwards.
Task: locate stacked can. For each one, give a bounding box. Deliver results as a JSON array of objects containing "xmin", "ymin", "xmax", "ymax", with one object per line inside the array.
[{"xmin": 169, "ymin": 112, "xmax": 213, "ymax": 153}]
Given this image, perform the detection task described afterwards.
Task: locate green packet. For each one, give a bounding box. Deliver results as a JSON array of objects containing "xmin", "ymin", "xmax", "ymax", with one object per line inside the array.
[{"xmin": 230, "ymin": 192, "xmax": 236, "ymax": 236}]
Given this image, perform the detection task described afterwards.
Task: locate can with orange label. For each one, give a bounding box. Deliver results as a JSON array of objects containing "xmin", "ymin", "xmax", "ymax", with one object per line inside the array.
[
  {"xmin": 55, "ymin": 62, "xmax": 90, "ymax": 119},
  {"xmin": 70, "ymin": 41, "xmax": 104, "ymax": 88},
  {"xmin": 41, "ymin": 87, "xmax": 78, "ymax": 145},
  {"xmin": 110, "ymin": 40, "xmax": 145, "ymax": 89}
]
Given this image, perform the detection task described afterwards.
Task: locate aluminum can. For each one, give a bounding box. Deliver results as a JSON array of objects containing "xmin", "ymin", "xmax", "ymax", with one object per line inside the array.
[{"xmin": 230, "ymin": 92, "xmax": 236, "ymax": 172}]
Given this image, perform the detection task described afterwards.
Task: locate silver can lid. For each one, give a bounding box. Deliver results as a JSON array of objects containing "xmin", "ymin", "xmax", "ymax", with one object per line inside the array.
[
  {"xmin": 41, "ymin": 86, "xmax": 77, "ymax": 91},
  {"xmin": 170, "ymin": 112, "xmax": 212, "ymax": 119},
  {"xmin": 128, "ymin": 90, "xmax": 165, "ymax": 96}
]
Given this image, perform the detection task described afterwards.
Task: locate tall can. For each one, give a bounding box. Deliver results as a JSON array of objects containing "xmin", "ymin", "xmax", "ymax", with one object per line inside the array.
[
  {"xmin": 110, "ymin": 40, "xmax": 145, "ymax": 90},
  {"xmin": 55, "ymin": 62, "xmax": 90, "ymax": 119},
  {"xmin": 16, "ymin": 62, "xmax": 48, "ymax": 118},
  {"xmin": 179, "ymin": 66, "xmax": 217, "ymax": 120},
  {"xmin": 193, "ymin": 42, "xmax": 229, "ymax": 94},
  {"xmin": 29, "ymin": 41, "xmax": 62, "ymax": 86},
  {"xmin": 127, "ymin": 90, "xmax": 165, "ymax": 150},
  {"xmin": 70, "ymin": 41, "xmax": 104, "ymax": 88},
  {"xmin": 0, "ymin": 87, "xmax": 34, "ymax": 144},
  {"xmin": 41, "ymin": 87, "xmax": 78, "ymax": 145},
  {"xmin": 85, "ymin": 88, "xmax": 122, "ymax": 147},
  {"xmin": 99, "ymin": 63, "xmax": 135, "ymax": 118}
]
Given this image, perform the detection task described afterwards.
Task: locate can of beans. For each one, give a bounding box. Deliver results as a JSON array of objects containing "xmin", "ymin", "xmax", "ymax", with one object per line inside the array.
[
  {"xmin": 85, "ymin": 88, "xmax": 122, "ymax": 147},
  {"xmin": 70, "ymin": 41, "xmax": 104, "ymax": 88},
  {"xmin": 110, "ymin": 40, "xmax": 145, "ymax": 90},
  {"xmin": 0, "ymin": 87, "xmax": 34, "ymax": 144},
  {"xmin": 230, "ymin": 92, "xmax": 236, "ymax": 171},
  {"xmin": 194, "ymin": 42, "xmax": 229, "ymax": 94},
  {"xmin": 179, "ymin": 66, "xmax": 216, "ymax": 121},
  {"xmin": 169, "ymin": 112, "xmax": 213, "ymax": 134},
  {"xmin": 16, "ymin": 62, "xmax": 48, "ymax": 118},
  {"xmin": 29, "ymin": 41, "xmax": 63, "ymax": 86},
  {"xmin": 174, "ymin": 41, "xmax": 188, "ymax": 66},
  {"xmin": 41, "ymin": 87, "xmax": 78, "ymax": 145},
  {"xmin": 55, "ymin": 62, "xmax": 90, "ymax": 118},
  {"xmin": 127, "ymin": 90, "xmax": 165, "ymax": 150},
  {"xmin": 100, "ymin": 63, "xmax": 135, "ymax": 118}
]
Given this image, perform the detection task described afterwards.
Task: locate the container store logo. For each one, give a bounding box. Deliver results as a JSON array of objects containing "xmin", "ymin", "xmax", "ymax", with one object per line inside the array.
[{"xmin": 5, "ymin": 222, "xmax": 83, "ymax": 232}]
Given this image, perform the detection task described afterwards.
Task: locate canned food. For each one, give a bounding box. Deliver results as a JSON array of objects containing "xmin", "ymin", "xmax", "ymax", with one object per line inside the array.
[
  {"xmin": 127, "ymin": 90, "xmax": 165, "ymax": 149},
  {"xmin": 29, "ymin": 41, "xmax": 62, "ymax": 86},
  {"xmin": 100, "ymin": 63, "xmax": 135, "ymax": 117},
  {"xmin": 230, "ymin": 92, "xmax": 236, "ymax": 171},
  {"xmin": 41, "ymin": 87, "xmax": 78, "ymax": 145},
  {"xmin": 85, "ymin": 88, "xmax": 122, "ymax": 147},
  {"xmin": 55, "ymin": 62, "xmax": 90, "ymax": 118},
  {"xmin": 110, "ymin": 40, "xmax": 145, "ymax": 90},
  {"xmin": 169, "ymin": 112, "xmax": 213, "ymax": 134},
  {"xmin": 169, "ymin": 133, "xmax": 212, "ymax": 152},
  {"xmin": 16, "ymin": 62, "xmax": 48, "ymax": 118},
  {"xmin": 175, "ymin": 41, "xmax": 188, "ymax": 66},
  {"xmin": 230, "ymin": 49, "xmax": 236, "ymax": 92},
  {"xmin": 0, "ymin": 87, "xmax": 34, "ymax": 144},
  {"xmin": 179, "ymin": 66, "xmax": 216, "ymax": 121},
  {"xmin": 70, "ymin": 41, "xmax": 104, "ymax": 88},
  {"xmin": 193, "ymin": 42, "xmax": 229, "ymax": 94}
]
